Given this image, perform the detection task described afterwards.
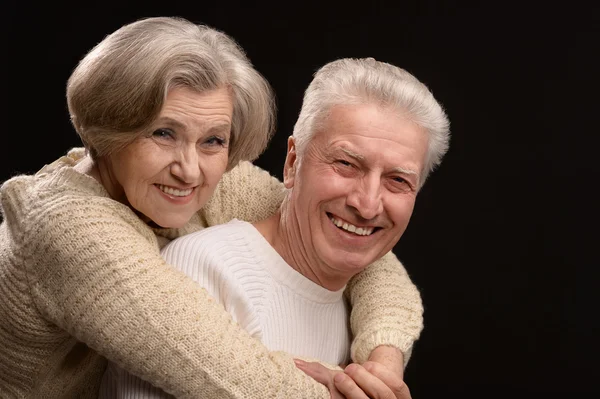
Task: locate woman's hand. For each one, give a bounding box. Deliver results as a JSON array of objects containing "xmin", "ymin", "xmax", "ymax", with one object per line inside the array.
[{"xmin": 295, "ymin": 356, "xmax": 411, "ymax": 399}]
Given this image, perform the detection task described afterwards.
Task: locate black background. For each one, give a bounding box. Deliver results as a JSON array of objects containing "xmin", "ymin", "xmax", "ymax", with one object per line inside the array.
[{"xmin": 3, "ymin": 1, "xmax": 598, "ymax": 398}]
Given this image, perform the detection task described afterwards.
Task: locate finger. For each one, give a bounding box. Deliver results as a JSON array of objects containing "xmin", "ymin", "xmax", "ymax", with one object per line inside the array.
[
  {"xmin": 294, "ymin": 359, "xmax": 332, "ymax": 386},
  {"xmin": 333, "ymin": 371, "xmax": 370, "ymax": 399},
  {"xmin": 294, "ymin": 359, "xmax": 347, "ymax": 399},
  {"xmin": 343, "ymin": 363, "xmax": 395, "ymax": 399},
  {"xmin": 362, "ymin": 362, "xmax": 412, "ymax": 399}
]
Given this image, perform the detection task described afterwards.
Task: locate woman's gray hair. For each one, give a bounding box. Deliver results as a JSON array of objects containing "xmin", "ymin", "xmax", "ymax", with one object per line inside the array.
[
  {"xmin": 67, "ymin": 16, "xmax": 275, "ymax": 170},
  {"xmin": 292, "ymin": 57, "xmax": 450, "ymax": 186}
]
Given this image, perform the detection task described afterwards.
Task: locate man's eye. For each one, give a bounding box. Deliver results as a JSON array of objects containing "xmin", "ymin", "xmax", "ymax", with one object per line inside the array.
[
  {"xmin": 337, "ymin": 160, "xmax": 352, "ymax": 167},
  {"xmin": 392, "ymin": 176, "xmax": 406, "ymax": 184}
]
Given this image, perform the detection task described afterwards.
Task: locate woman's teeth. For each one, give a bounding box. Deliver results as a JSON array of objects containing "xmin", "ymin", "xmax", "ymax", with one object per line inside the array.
[
  {"xmin": 329, "ymin": 216, "xmax": 374, "ymax": 236},
  {"xmin": 157, "ymin": 184, "xmax": 193, "ymax": 197}
]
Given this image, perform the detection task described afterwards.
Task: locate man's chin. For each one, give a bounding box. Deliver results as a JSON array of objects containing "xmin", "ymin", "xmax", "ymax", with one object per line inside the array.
[{"xmin": 328, "ymin": 253, "xmax": 375, "ymax": 273}]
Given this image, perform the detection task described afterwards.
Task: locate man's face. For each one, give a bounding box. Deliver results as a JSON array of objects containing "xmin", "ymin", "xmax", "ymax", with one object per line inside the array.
[{"xmin": 284, "ymin": 103, "xmax": 428, "ymax": 284}]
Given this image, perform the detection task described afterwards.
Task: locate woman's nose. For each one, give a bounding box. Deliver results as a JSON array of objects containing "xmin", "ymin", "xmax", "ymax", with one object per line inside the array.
[{"xmin": 170, "ymin": 146, "xmax": 202, "ymax": 184}]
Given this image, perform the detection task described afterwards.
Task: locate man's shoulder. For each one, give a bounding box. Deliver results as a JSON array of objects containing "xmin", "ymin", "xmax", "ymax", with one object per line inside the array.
[{"xmin": 161, "ymin": 219, "xmax": 254, "ymax": 256}]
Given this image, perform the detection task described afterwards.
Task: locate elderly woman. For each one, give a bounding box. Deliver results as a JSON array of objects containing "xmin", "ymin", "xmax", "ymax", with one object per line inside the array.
[
  {"xmin": 102, "ymin": 57, "xmax": 450, "ymax": 399},
  {"xmin": 0, "ymin": 17, "xmax": 423, "ymax": 398}
]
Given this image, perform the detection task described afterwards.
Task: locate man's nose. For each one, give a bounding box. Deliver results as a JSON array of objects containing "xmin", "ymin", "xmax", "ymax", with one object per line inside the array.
[{"xmin": 346, "ymin": 176, "xmax": 383, "ymax": 220}]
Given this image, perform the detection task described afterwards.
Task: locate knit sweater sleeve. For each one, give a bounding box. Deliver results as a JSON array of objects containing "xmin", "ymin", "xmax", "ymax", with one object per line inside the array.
[
  {"xmin": 346, "ymin": 251, "xmax": 424, "ymax": 365},
  {"xmin": 17, "ymin": 179, "xmax": 329, "ymax": 398},
  {"xmin": 199, "ymin": 161, "xmax": 287, "ymax": 226},
  {"xmin": 199, "ymin": 161, "xmax": 424, "ymax": 365}
]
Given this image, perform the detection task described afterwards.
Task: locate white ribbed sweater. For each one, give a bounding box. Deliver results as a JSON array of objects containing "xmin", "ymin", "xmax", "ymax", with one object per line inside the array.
[
  {"xmin": 0, "ymin": 148, "xmax": 423, "ymax": 398},
  {"xmin": 101, "ymin": 219, "xmax": 352, "ymax": 398}
]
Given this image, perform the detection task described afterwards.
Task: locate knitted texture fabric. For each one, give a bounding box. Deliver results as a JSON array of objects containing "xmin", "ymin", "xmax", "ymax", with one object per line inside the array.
[
  {"xmin": 101, "ymin": 219, "xmax": 352, "ymax": 398},
  {"xmin": 0, "ymin": 149, "xmax": 423, "ymax": 398}
]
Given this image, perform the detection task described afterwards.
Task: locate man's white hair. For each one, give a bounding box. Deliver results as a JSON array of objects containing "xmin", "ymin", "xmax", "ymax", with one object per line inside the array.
[{"xmin": 292, "ymin": 57, "xmax": 450, "ymax": 187}]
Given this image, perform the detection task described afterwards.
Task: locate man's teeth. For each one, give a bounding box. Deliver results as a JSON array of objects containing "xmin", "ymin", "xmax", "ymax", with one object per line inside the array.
[
  {"xmin": 330, "ymin": 216, "xmax": 374, "ymax": 236},
  {"xmin": 157, "ymin": 184, "xmax": 193, "ymax": 197}
]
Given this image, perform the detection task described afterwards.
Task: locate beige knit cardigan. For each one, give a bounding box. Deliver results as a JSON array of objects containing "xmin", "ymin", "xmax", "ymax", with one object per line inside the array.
[{"xmin": 0, "ymin": 149, "xmax": 423, "ymax": 398}]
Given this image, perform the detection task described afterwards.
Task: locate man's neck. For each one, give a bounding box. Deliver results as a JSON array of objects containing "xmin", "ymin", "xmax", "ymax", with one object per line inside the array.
[{"xmin": 252, "ymin": 202, "xmax": 348, "ymax": 292}]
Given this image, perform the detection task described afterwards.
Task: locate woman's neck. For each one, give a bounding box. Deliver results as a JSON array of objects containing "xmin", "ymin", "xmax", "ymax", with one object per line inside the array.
[
  {"xmin": 73, "ymin": 154, "xmax": 98, "ymax": 179},
  {"xmin": 75, "ymin": 155, "xmax": 119, "ymax": 199}
]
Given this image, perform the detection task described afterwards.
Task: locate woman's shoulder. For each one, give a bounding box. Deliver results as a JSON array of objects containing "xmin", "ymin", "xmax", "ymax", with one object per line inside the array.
[
  {"xmin": 2, "ymin": 148, "xmax": 106, "ymax": 200},
  {"xmin": 0, "ymin": 149, "xmax": 142, "ymax": 240}
]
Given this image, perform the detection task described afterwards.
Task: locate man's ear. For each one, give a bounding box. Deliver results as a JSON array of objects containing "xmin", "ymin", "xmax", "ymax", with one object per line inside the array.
[{"xmin": 283, "ymin": 136, "xmax": 298, "ymax": 189}]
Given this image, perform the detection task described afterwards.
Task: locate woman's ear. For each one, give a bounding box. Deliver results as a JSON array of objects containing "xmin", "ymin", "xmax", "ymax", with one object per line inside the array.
[{"xmin": 283, "ymin": 136, "xmax": 297, "ymax": 189}]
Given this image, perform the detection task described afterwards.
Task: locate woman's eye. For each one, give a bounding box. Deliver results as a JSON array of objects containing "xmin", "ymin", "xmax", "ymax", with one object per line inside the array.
[
  {"xmin": 204, "ymin": 136, "xmax": 227, "ymax": 147},
  {"xmin": 152, "ymin": 129, "xmax": 173, "ymax": 139}
]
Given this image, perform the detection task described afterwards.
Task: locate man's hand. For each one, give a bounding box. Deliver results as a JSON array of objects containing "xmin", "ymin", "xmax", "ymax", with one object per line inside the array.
[
  {"xmin": 367, "ymin": 345, "xmax": 405, "ymax": 379},
  {"xmin": 342, "ymin": 362, "xmax": 411, "ymax": 399}
]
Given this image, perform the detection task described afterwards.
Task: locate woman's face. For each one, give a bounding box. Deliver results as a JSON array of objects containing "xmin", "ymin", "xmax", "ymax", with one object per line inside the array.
[{"xmin": 100, "ymin": 86, "xmax": 233, "ymax": 228}]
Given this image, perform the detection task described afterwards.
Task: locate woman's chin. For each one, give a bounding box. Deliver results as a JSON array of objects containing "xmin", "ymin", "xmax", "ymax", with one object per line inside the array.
[{"xmin": 147, "ymin": 217, "xmax": 189, "ymax": 229}]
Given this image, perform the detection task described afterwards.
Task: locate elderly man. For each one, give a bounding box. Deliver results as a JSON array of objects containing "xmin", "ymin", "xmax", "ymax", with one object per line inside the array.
[{"xmin": 102, "ymin": 57, "xmax": 450, "ymax": 399}]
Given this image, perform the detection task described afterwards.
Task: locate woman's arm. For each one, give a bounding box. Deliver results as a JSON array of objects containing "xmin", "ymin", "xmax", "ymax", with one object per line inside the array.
[
  {"xmin": 26, "ymin": 194, "xmax": 330, "ymax": 399},
  {"xmin": 201, "ymin": 161, "xmax": 424, "ymax": 366},
  {"xmin": 346, "ymin": 251, "xmax": 423, "ymax": 366},
  {"xmin": 199, "ymin": 161, "xmax": 287, "ymax": 226}
]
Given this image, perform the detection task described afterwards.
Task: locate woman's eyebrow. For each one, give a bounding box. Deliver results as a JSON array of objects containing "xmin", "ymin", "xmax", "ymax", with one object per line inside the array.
[
  {"xmin": 205, "ymin": 124, "xmax": 232, "ymax": 136},
  {"xmin": 154, "ymin": 116, "xmax": 187, "ymax": 130},
  {"xmin": 154, "ymin": 117, "xmax": 231, "ymax": 135}
]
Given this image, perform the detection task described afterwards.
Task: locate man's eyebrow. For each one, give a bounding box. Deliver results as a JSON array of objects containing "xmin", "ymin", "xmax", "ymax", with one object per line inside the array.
[
  {"xmin": 339, "ymin": 147, "xmax": 365, "ymax": 161},
  {"xmin": 391, "ymin": 166, "xmax": 418, "ymax": 176},
  {"xmin": 336, "ymin": 145, "xmax": 420, "ymax": 183},
  {"xmin": 391, "ymin": 166, "xmax": 421, "ymax": 187},
  {"xmin": 340, "ymin": 147, "xmax": 418, "ymax": 174}
]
